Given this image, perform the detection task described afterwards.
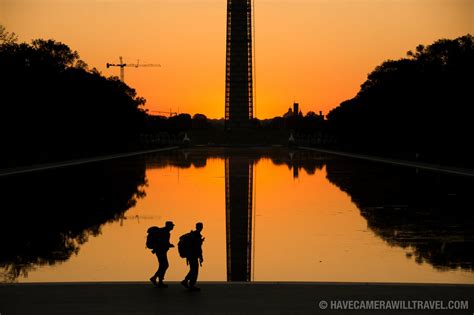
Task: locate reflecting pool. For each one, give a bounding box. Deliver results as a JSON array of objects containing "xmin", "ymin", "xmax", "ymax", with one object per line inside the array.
[{"xmin": 1, "ymin": 148, "xmax": 473, "ymax": 283}]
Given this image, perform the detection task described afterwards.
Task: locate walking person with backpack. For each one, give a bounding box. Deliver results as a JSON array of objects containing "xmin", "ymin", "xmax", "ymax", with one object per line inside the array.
[
  {"xmin": 179, "ymin": 222, "xmax": 205, "ymax": 291},
  {"xmin": 147, "ymin": 221, "xmax": 175, "ymax": 288}
]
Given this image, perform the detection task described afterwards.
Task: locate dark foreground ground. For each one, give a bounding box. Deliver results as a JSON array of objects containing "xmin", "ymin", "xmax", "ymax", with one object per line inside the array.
[{"xmin": 1, "ymin": 282, "xmax": 473, "ymax": 315}]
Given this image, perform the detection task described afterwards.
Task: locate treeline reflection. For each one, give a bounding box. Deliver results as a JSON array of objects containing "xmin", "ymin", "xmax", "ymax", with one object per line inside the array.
[
  {"xmin": 325, "ymin": 159, "xmax": 474, "ymax": 271},
  {"xmin": 0, "ymin": 158, "xmax": 147, "ymax": 282},
  {"xmin": 1, "ymin": 149, "xmax": 472, "ymax": 282},
  {"xmin": 145, "ymin": 148, "xmax": 325, "ymax": 177},
  {"xmin": 148, "ymin": 148, "xmax": 474, "ymax": 272}
]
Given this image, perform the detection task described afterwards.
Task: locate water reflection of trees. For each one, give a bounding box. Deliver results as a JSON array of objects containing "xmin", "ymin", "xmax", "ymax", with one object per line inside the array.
[
  {"xmin": 148, "ymin": 148, "xmax": 474, "ymax": 272},
  {"xmin": 145, "ymin": 148, "xmax": 326, "ymax": 176},
  {"xmin": 325, "ymin": 158, "xmax": 474, "ymax": 271},
  {"xmin": 3, "ymin": 149, "xmax": 472, "ymax": 282},
  {"xmin": 0, "ymin": 158, "xmax": 147, "ymax": 282}
]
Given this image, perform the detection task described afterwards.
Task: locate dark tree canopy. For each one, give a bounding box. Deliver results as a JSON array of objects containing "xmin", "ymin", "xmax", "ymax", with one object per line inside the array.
[
  {"xmin": 0, "ymin": 25, "xmax": 18, "ymax": 45},
  {"xmin": 0, "ymin": 28, "xmax": 147, "ymax": 167},
  {"xmin": 327, "ymin": 34, "xmax": 474, "ymax": 167}
]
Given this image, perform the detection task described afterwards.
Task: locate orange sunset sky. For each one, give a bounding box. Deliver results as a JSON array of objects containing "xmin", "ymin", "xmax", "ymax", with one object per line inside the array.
[{"xmin": 1, "ymin": 0, "xmax": 472, "ymax": 119}]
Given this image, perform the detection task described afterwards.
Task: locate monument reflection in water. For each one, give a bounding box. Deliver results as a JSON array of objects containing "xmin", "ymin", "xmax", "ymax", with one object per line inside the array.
[
  {"xmin": 2, "ymin": 148, "xmax": 474, "ymax": 283},
  {"xmin": 225, "ymin": 156, "xmax": 255, "ymax": 281},
  {"xmin": 198, "ymin": 149, "xmax": 474, "ymax": 281}
]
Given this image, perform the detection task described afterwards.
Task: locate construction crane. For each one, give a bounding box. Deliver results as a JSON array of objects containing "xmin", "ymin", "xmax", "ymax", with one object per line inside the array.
[
  {"xmin": 106, "ymin": 56, "xmax": 161, "ymax": 82},
  {"xmin": 119, "ymin": 214, "xmax": 156, "ymax": 227},
  {"xmin": 150, "ymin": 110, "xmax": 178, "ymax": 117}
]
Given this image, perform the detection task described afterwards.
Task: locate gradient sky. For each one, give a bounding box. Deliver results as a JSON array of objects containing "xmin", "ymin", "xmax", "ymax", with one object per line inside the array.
[{"xmin": 2, "ymin": 0, "xmax": 472, "ymax": 118}]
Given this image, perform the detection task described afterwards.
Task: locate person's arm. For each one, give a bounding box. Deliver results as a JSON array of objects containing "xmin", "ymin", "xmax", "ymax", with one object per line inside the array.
[
  {"xmin": 198, "ymin": 237, "xmax": 204, "ymax": 264},
  {"xmin": 167, "ymin": 233, "xmax": 174, "ymax": 248}
]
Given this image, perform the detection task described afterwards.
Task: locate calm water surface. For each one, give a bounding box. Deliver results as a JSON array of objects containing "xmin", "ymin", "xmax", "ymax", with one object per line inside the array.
[{"xmin": 1, "ymin": 148, "xmax": 473, "ymax": 283}]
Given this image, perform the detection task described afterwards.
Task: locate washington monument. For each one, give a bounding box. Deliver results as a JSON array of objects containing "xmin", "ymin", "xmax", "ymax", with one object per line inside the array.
[{"xmin": 225, "ymin": 0, "xmax": 254, "ymax": 129}]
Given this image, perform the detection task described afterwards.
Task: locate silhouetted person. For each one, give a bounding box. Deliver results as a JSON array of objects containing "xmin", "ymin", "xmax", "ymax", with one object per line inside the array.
[
  {"xmin": 181, "ymin": 222, "xmax": 204, "ymax": 291},
  {"xmin": 149, "ymin": 221, "xmax": 175, "ymax": 288}
]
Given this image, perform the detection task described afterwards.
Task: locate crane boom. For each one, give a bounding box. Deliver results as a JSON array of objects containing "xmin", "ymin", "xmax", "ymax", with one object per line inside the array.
[
  {"xmin": 126, "ymin": 63, "xmax": 161, "ymax": 67},
  {"xmin": 150, "ymin": 110, "xmax": 177, "ymax": 117},
  {"xmin": 106, "ymin": 56, "xmax": 161, "ymax": 82}
]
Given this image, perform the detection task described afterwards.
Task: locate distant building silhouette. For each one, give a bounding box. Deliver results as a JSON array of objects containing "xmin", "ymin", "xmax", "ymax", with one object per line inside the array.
[
  {"xmin": 283, "ymin": 102, "xmax": 303, "ymax": 118},
  {"xmin": 225, "ymin": 157, "xmax": 254, "ymax": 281},
  {"xmin": 283, "ymin": 108, "xmax": 294, "ymax": 118},
  {"xmin": 225, "ymin": 0, "xmax": 254, "ymax": 129},
  {"xmin": 293, "ymin": 102, "xmax": 299, "ymax": 117}
]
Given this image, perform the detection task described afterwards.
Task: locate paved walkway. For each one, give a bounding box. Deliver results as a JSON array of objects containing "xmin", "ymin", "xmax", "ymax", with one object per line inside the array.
[
  {"xmin": 0, "ymin": 147, "xmax": 179, "ymax": 177},
  {"xmin": 299, "ymin": 147, "xmax": 474, "ymax": 177},
  {"xmin": 1, "ymin": 282, "xmax": 473, "ymax": 314}
]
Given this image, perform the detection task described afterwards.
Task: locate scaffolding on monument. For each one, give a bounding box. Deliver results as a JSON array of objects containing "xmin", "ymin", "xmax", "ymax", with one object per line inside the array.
[{"xmin": 225, "ymin": 0, "xmax": 254, "ymax": 129}]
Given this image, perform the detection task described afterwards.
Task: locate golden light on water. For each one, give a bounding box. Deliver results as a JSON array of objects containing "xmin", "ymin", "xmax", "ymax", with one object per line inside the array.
[{"xmin": 19, "ymin": 156, "xmax": 474, "ymax": 283}]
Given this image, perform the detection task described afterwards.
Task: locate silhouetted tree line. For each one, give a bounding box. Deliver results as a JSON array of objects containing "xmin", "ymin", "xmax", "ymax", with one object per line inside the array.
[
  {"xmin": 142, "ymin": 113, "xmax": 227, "ymax": 146},
  {"xmin": 144, "ymin": 114, "xmax": 228, "ymax": 133},
  {"xmin": 259, "ymin": 111, "xmax": 326, "ymax": 134},
  {"xmin": 326, "ymin": 34, "xmax": 474, "ymax": 168},
  {"xmin": 4, "ymin": 25, "xmax": 472, "ymax": 165},
  {"xmin": 144, "ymin": 114, "xmax": 191, "ymax": 134},
  {"xmin": 0, "ymin": 26, "xmax": 146, "ymax": 168},
  {"xmin": 164, "ymin": 112, "xmax": 328, "ymax": 146},
  {"xmin": 145, "ymin": 111, "xmax": 326, "ymax": 136}
]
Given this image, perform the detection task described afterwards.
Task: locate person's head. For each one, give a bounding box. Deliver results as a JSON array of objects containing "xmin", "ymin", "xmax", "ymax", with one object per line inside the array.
[
  {"xmin": 196, "ymin": 222, "xmax": 203, "ymax": 232},
  {"xmin": 165, "ymin": 221, "xmax": 175, "ymax": 231}
]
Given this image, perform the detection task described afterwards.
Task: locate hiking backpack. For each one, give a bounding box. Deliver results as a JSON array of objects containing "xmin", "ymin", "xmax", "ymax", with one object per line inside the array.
[
  {"xmin": 146, "ymin": 226, "xmax": 163, "ymax": 250},
  {"xmin": 177, "ymin": 232, "xmax": 193, "ymax": 258}
]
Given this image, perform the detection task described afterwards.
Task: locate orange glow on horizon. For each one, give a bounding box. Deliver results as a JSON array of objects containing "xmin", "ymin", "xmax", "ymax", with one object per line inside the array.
[{"xmin": 2, "ymin": 0, "xmax": 472, "ymax": 118}]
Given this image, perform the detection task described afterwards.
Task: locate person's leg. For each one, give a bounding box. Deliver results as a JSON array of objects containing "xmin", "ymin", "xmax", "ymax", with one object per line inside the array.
[
  {"xmin": 156, "ymin": 251, "xmax": 169, "ymax": 287},
  {"xmin": 157, "ymin": 252, "xmax": 169, "ymax": 282},
  {"xmin": 188, "ymin": 258, "xmax": 199, "ymax": 288},
  {"xmin": 150, "ymin": 253, "xmax": 160, "ymax": 286},
  {"xmin": 181, "ymin": 259, "xmax": 191, "ymax": 288}
]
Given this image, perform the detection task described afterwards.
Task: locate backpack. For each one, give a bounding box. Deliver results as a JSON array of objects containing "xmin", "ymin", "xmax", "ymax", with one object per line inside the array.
[
  {"xmin": 177, "ymin": 232, "xmax": 193, "ymax": 258},
  {"xmin": 146, "ymin": 226, "xmax": 163, "ymax": 250}
]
